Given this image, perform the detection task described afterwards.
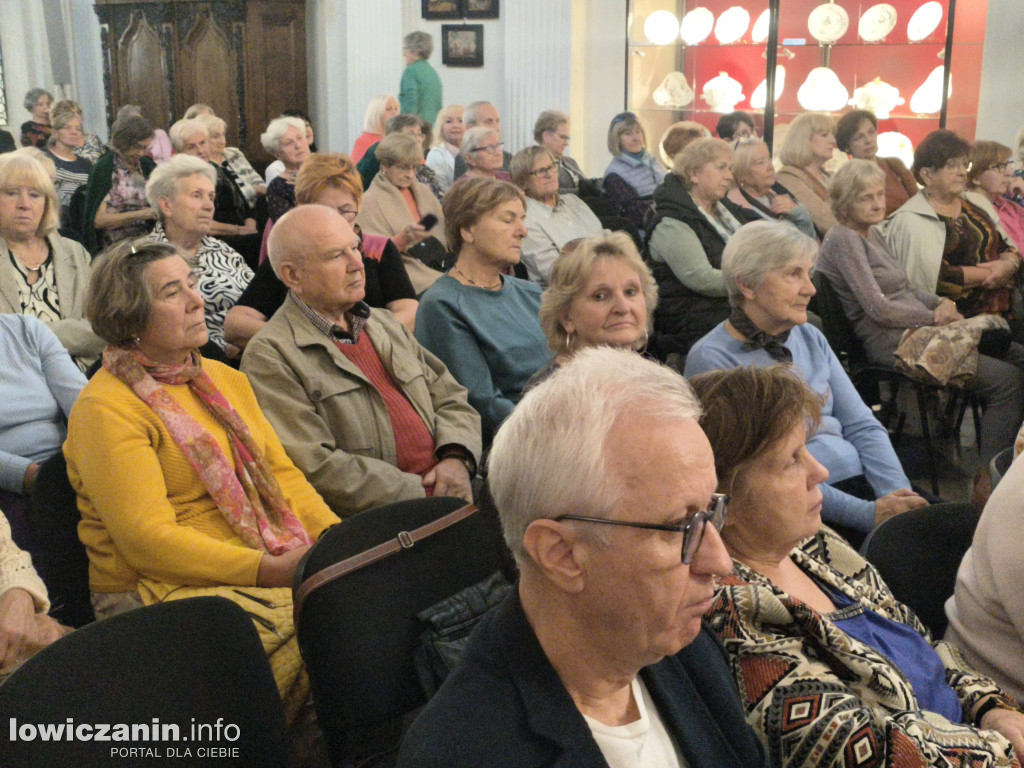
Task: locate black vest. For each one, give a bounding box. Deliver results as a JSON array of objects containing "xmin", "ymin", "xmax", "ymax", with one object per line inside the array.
[{"xmin": 645, "ymin": 174, "xmax": 760, "ymax": 356}]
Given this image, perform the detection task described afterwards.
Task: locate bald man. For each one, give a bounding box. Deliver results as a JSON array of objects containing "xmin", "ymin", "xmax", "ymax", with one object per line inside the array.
[{"xmin": 240, "ymin": 205, "xmax": 481, "ymax": 516}]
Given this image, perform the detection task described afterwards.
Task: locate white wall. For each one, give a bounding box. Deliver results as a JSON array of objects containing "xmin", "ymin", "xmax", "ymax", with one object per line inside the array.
[
  {"xmin": 976, "ymin": 0, "xmax": 1024, "ymax": 149},
  {"xmin": 401, "ymin": 1, "xmax": 507, "ymax": 133},
  {"xmin": 0, "ymin": 0, "xmax": 54, "ymax": 129}
]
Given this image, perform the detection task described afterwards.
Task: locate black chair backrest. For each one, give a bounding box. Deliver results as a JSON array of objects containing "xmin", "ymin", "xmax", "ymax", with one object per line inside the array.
[
  {"xmin": 811, "ymin": 271, "xmax": 863, "ymax": 367},
  {"xmin": 0, "ymin": 597, "xmax": 288, "ymax": 767},
  {"xmin": 293, "ymin": 496, "xmax": 515, "ymax": 763},
  {"xmin": 860, "ymin": 502, "xmax": 978, "ymax": 638},
  {"xmin": 29, "ymin": 452, "xmax": 95, "ymax": 628}
]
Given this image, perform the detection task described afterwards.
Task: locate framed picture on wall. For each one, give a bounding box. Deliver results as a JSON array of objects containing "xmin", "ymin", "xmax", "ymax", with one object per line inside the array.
[
  {"xmin": 464, "ymin": 0, "xmax": 499, "ymax": 20},
  {"xmin": 441, "ymin": 24, "xmax": 484, "ymax": 67},
  {"xmin": 422, "ymin": 0, "xmax": 461, "ymax": 21}
]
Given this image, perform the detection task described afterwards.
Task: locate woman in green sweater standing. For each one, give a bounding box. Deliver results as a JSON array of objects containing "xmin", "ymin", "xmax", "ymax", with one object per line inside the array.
[{"xmin": 400, "ymin": 32, "xmax": 443, "ymax": 125}]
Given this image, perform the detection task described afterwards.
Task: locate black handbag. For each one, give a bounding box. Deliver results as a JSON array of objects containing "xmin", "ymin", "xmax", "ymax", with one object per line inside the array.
[
  {"xmin": 412, "ymin": 571, "xmax": 512, "ymax": 698},
  {"xmin": 406, "ymin": 236, "xmax": 455, "ymax": 273}
]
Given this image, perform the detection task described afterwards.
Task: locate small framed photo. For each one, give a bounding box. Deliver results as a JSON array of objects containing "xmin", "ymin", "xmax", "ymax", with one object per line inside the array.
[
  {"xmin": 422, "ymin": 0, "xmax": 461, "ymax": 21},
  {"xmin": 441, "ymin": 24, "xmax": 484, "ymax": 68},
  {"xmin": 464, "ymin": 0, "xmax": 499, "ymax": 20}
]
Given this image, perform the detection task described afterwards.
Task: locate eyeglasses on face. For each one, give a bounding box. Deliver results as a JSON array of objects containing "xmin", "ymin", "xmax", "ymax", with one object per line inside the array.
[
  {"xmin": 943, "ymin": 158, "xmax": 972, "ymax": 172},
  {"xmin": 554, "ymin": 493, "xmax": 728, "ymax": 565},
  {"xmin": 471, "ymin": 142, "xmax": 505, "ymax": 154},
  {"xmin": 528, "ymin": 164, "xmax": 558, "ymax": 178},
  {"xmin": 985, "ymin": 160, "xmax": 1014, "ymax": 174}
]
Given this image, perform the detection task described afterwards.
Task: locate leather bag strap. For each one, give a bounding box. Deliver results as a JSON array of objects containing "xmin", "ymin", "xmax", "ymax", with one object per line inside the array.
[{"xmin": 293, "ymin": 503, "xmax": 478, "ymax": 623}]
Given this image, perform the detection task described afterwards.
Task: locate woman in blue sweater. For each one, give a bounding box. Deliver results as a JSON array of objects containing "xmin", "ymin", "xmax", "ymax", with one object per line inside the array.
[
  {"xmin": 684, "ymin": 220, "xmax": 928, "ymax": 545},
  {"xmin": 415, "ymin": 178, "xmax": 548, "ymax": 444}
]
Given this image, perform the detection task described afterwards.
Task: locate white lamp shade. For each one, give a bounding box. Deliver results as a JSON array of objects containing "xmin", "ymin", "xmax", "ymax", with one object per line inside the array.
[
  {"xmin": 797, "ymin": 67, "xmax": 850, "ymax": 111},
  {"xmin": 751, "ymin": 65, "xmax": 786, "ymax": 109},
  {"xmin": 877, "ymin": 131, "xmax": 914, "ymax": 169},
  {"xmin": 752, "ymin": 9, "xmax": 770, "ymax": 43},
  {"xmin": 715, "ymin": 6, "xmax": 751, "ymax": 44},
  {"xmin": 644, "ymin": 10, "xmax": 681, "ymax": 46},
  {"xmin": 910, "ymin": 65, "xmax": 950, "ymax": 114},
  {"xmin": 680, "ymin": 8, "xmax": 715, "ymax": 45}
]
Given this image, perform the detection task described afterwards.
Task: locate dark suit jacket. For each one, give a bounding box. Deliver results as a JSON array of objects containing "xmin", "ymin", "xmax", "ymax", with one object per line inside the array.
[
  {"xmin": 396, "ymin": 588, "xmax": 768, "ymax": 768},
  {"xmin": 0, "ymin": 129, "xmax": 15, "ymax": 154}
]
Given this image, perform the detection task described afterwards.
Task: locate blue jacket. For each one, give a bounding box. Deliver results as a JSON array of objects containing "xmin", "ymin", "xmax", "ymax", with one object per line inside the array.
[{"xmin": 396, "ymin": 588, "xmax": 769, "ymax": 768}]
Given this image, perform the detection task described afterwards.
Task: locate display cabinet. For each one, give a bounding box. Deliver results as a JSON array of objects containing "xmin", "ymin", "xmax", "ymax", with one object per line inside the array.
[{"xmin": 626, "ymin": 0, "xmax": 987, "ymax": 159}]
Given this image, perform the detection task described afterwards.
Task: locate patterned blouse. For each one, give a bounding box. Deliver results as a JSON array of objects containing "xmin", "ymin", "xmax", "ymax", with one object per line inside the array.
[
  {"xmin": 706, "ymin": 527, "xmax": 1021, "ymax": 768},
  {"xmin": 148, "ymin": 224, "xmax": 254, "ymax": 350},
  {"xmin": 101, "ymin": 154, "xmax": 152, "ymax": 247},
  {"xmin": 936, "ymin": 197, "xmax": 1020, "ymax": 318},
  {"xmin": 7, "ymin": 249, "xmax": 60, "ymax": 325},
  {"xmin": 266, "ymin": 176, "xmax": 296, "ymax": 223},
  {"xmin": 221, "ymin": 148, "xmax": 264, "ymax": 206}
]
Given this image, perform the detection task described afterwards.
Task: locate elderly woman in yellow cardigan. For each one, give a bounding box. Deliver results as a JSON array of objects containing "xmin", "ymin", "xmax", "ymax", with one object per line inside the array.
[
  {"xmin": 64, "ymin": 240, "xmax": 338, "ymax": 722},
  {"xmin": 357, "ymin": 132, "xmax": 446, "ymax": 295}
]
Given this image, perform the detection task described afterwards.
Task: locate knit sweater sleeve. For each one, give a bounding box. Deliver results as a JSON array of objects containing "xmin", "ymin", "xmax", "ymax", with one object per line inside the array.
[
  {"xmin": 649, "ymin": 218, "xmax": 728, "ymax": 296},
  {"xmin": 0, "ymin": 510, "xmax": 48, "ymax": 612},
  {"xmin": 818, "ymin": 226, "xmax": 937, "ymax": 329},
  {"xmin": 65, "ymin": 365, "xmax": 332, "ymax": 592}
]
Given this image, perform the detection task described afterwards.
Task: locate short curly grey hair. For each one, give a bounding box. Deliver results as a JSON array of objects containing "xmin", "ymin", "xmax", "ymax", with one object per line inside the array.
[
  {"xmin": 260, "ymin": 116, "xmax": 306, "ymax": 156},
  {"xmin": 721, "ymin": 220, "xmax": 818, "ymax": 305},
  {"xmin": 674, "ymin": 138, "xmax": 732, "ymax": 191},
  {"xmin": 24, "ymin": 88, "xmax": 52, "ymax": 112},
  {"xmin": 829, "ymin": 158, "xmax": 886, "ymax": 224},
  {"xmin": 404, "ymin": 31, "xmax": 433, "ymax": 59},
  {"xmin": 145, "ymin": 154, "xmax": 216, "ymax": 215},
  {"xmin": 168, "ymin": 118, "xmax": 208, "ymax": 153}
]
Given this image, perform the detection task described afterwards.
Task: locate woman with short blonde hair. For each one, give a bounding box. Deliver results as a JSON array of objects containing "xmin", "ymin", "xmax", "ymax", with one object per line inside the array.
[
  {"xmin": 426, "ymin": 104, "xmax": 464, "ymax": 192},
  {"xmin": 0, "ymin": 153, "xmax": 103, "ymax": 366}
]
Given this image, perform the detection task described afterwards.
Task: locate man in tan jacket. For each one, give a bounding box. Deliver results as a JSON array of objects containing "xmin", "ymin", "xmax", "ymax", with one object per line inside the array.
[{"xmin": 241, "ymin": 205, "xmax": 480, "ymax": 517}]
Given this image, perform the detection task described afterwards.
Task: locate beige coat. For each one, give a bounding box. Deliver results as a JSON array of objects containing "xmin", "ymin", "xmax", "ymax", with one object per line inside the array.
[
  {"xmin": 241, "ymin": 299, "xmax": 481, "ymax": 517},
  {"xmin": 357, "ymin": 173, "xmax": 446, "ymax": 295},
  {"xmin": 0, "ymin": 232, "xmax": 104, "ymax": 360},
  {"xmin": 776, "ymin": 165, "xmax": 835, "ymax": 238}
]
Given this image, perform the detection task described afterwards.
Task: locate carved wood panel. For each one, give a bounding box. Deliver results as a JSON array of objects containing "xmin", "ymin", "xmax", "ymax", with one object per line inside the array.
[
  {"xmin": 114, "ymin": 10, "xmax": 172, "ymax": 131},
  {"xmin": 94, "ymin": 0, "xmax": 306, "ymax": 162},
  {"xmin": 178, "ymin": 9, "xmax": 242, "ymax": 147}
]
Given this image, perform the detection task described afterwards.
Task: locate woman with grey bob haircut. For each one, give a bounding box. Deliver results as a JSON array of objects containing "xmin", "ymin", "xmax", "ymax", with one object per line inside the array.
[
  {"xmin": 720, "ymin": 218, "xmax": 818, "ymax": 305},
  {"xmin": 687, "ymin": 219, "xmax": 930, "ymax": 544},
  {"xmin": 489, "ymin": 346, "xmax": 701, "ymax": 563},
  {"xmin": 404, "ymin": 31, "xmax": 433, "ymax": 59},
  {"xmin": 143, "ymin": 154, "xmax": 253, "ymax": 354}
]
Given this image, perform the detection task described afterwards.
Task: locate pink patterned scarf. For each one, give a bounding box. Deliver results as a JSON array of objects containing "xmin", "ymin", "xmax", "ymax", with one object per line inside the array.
[{"xmin": 103, "ymin": 346, "xmax": 313, "ymax": 554}]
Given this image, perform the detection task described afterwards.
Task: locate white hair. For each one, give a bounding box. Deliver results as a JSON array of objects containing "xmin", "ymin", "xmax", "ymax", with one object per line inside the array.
[
  {"xmin": 260, "ymin": 116, "xmax": 306, "ymax": 156},
  {"xmin": 463, "ymin": 101, "xmax": 494, "ymax": 128},
  {"xmin": 145, "ymin": 154, "xmax": 216, "ymax": 212},
  {"xmin": 168, "ymin": 118, "xmax": 208, "ymax": 153},
  {"xmin": 488, "ymin": 346, "xmax": 702, "ymax": 563},
  {"xmin": 720, "ymin": 220, "xmax": 818, "ymax": 305},
  {"xmin": 460, "ymin": 126, "xmax": 497, "ymax": 158},
  {"xmin": 361, "ymin": 94, "xmax": 397, "ymax": 135}
]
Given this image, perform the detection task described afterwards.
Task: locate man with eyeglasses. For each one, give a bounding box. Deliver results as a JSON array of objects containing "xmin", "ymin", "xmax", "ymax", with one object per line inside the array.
[
  {"xmin": 397, "ymin": 346, "xmax": 768, "ymax": 768},
  {"xmin": 453, "ymin": 100, "xmax": 513, "ymax": 180},
  {"xmin": 241, "ymin": 205, "xmax": 481, "ymax": 516}
]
